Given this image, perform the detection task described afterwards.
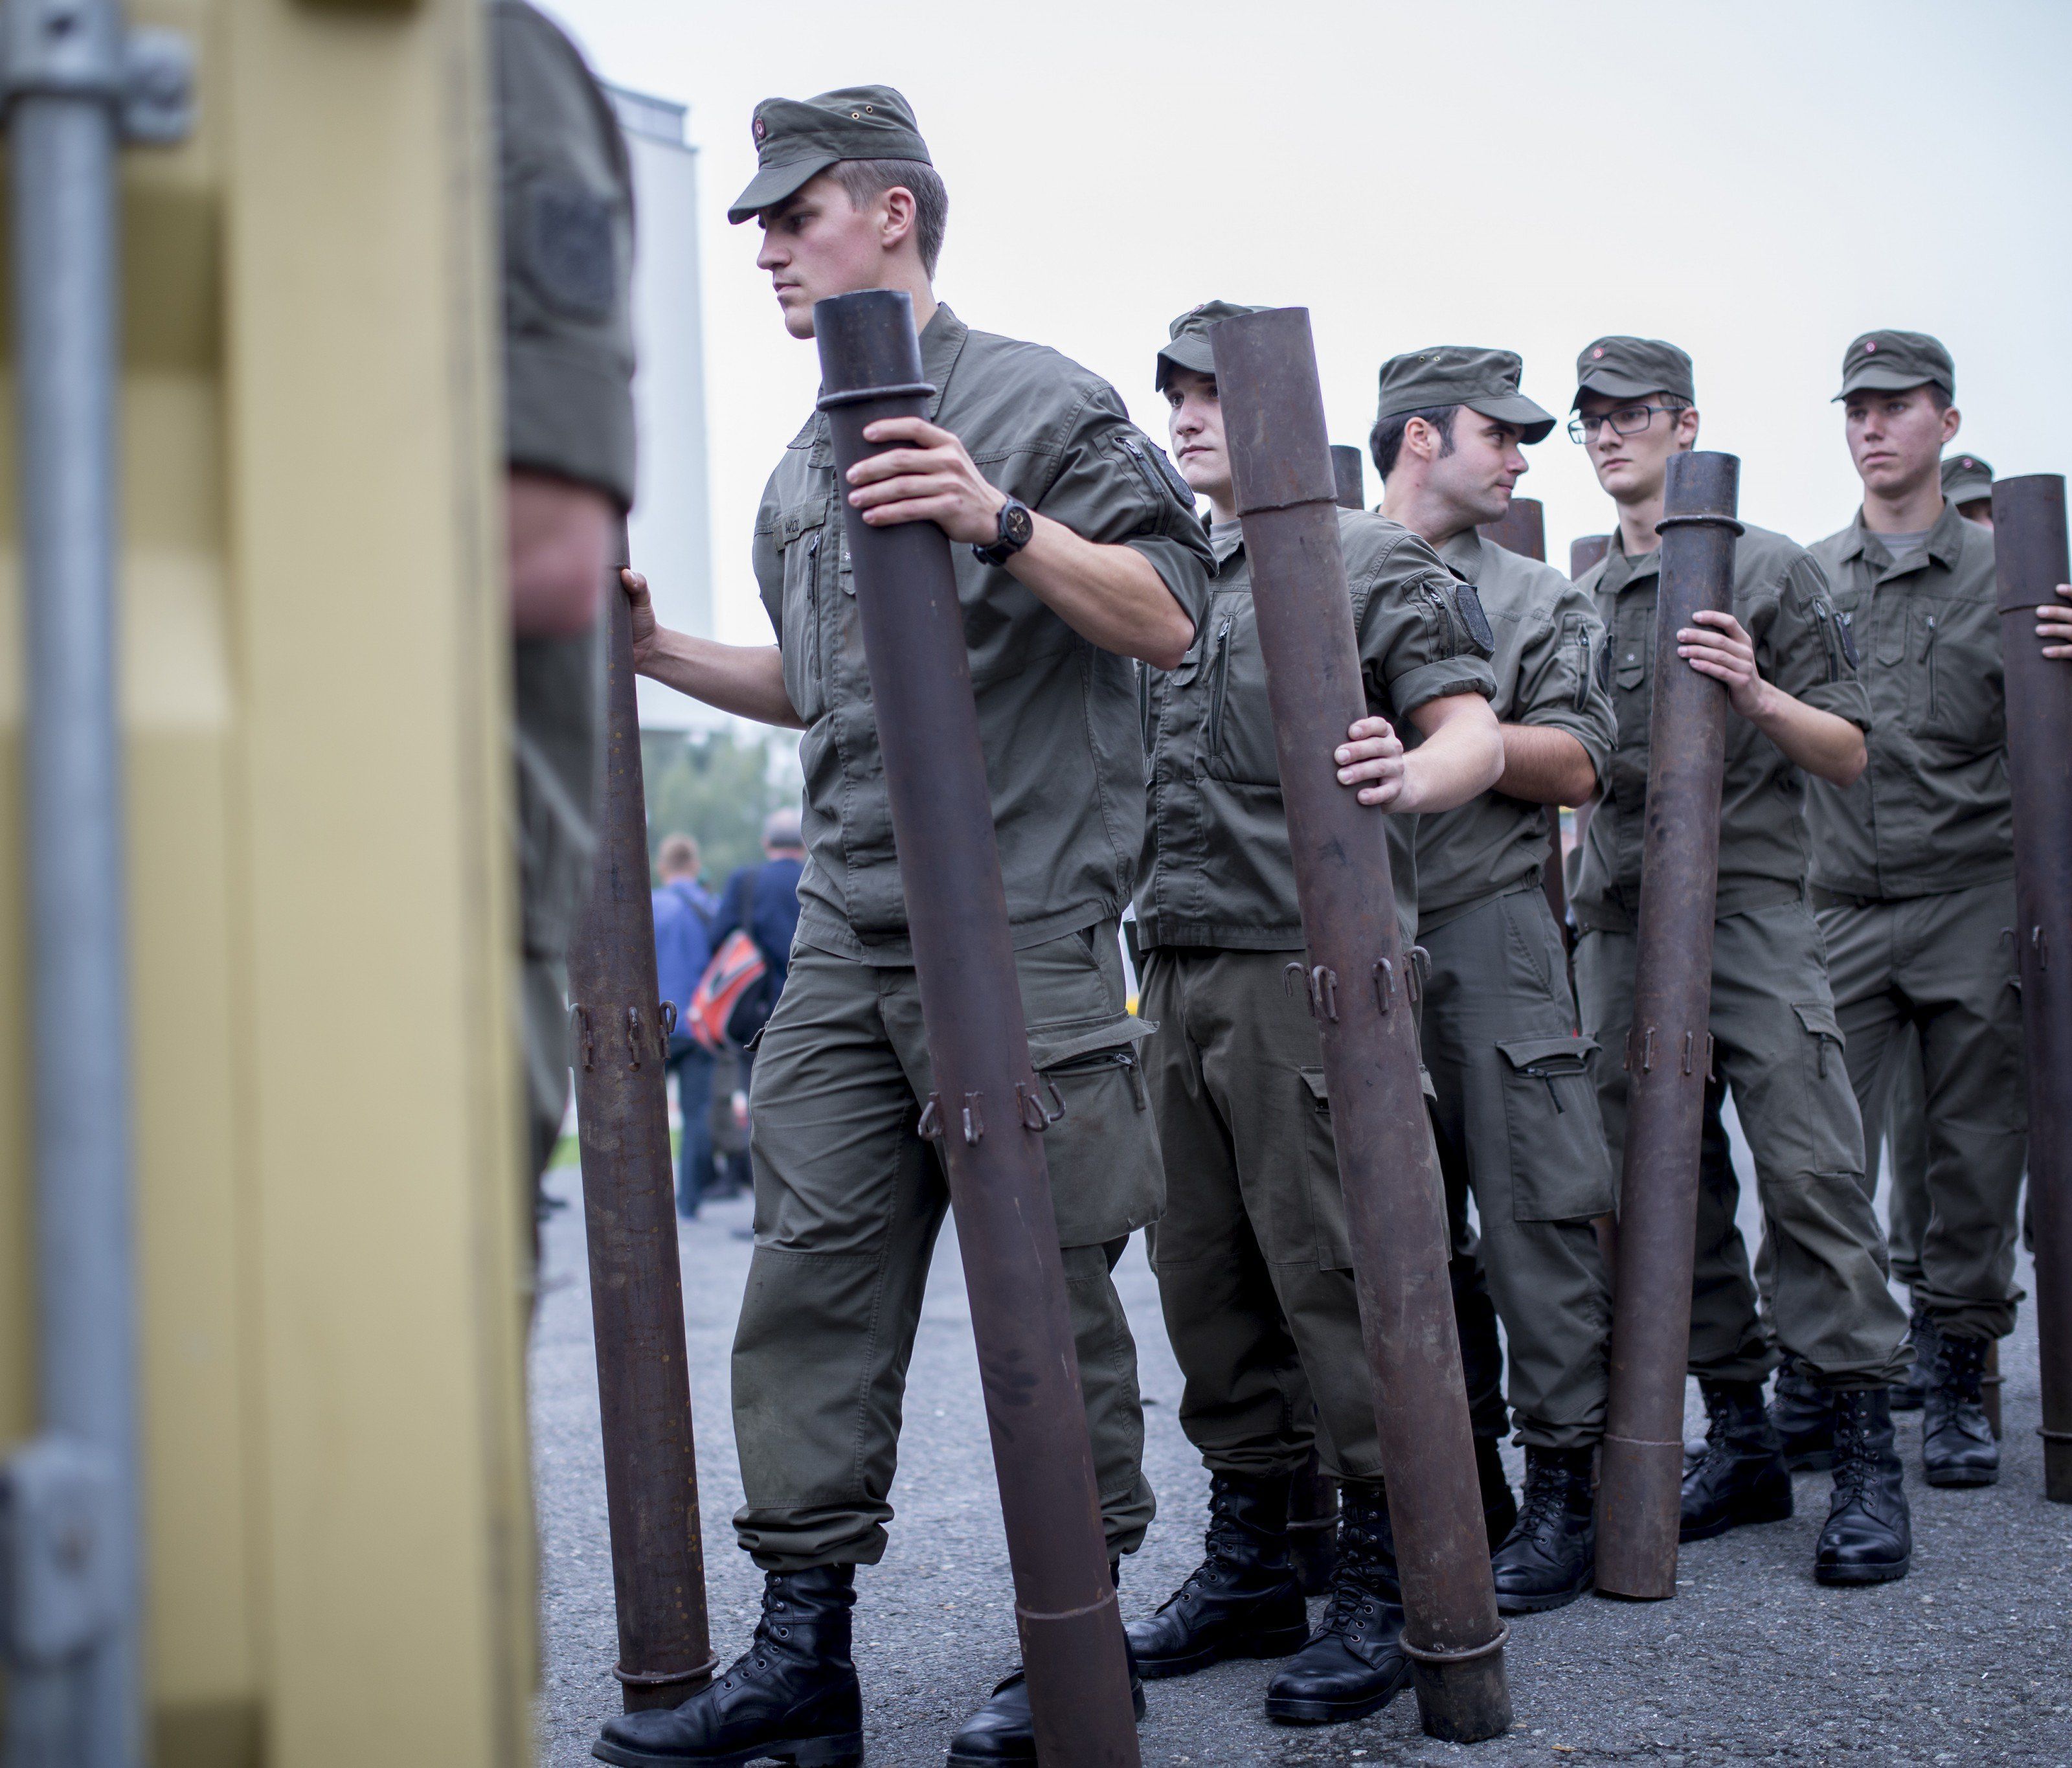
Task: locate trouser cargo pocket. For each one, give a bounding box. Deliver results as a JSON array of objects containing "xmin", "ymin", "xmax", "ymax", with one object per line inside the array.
[
  {"xmin": 1498, "ymin": 1034, "xmax": 1616, "ymax": 1222},
  {"xmin": 1030, "ymin": 1013, "xmax": 1164, "ymax": 1247}
]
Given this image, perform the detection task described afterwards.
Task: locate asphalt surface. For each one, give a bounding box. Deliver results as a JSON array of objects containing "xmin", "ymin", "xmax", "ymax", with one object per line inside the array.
[{"xmin": 532, "ymin": 1146, "xmax": 2072, "ymax": 1768}]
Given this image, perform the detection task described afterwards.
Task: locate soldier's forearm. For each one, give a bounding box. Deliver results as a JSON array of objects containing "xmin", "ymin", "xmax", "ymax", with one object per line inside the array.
[
  {"xmin": 636, "ymin": 630, "xmax": 804, "ymax": 730},
  {"xmin": 1749, "ymin": 686, "xmax": 1865, "ymax": 788},
  {"xmin": 1007, "ymin": 516, "xmax": 1195, "ymax": 668},
  {"xmin": 1496, "ymin": 722, "xmax": 1599, "ymax": 806},
  {"xmin": 1397, "ymin": 693, "xmax": 1505, "ymax": 814}
]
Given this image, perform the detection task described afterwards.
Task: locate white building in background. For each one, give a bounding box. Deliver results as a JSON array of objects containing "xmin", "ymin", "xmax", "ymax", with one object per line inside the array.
[{"xmin": 605, "ymin": 84, "xmax": 719, "ymax": 729}]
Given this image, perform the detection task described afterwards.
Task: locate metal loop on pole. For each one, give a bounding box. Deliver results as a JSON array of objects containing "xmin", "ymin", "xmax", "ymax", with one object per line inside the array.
[
  {"xmin": 1654, "ymin": 512, "xmax": 1746, "ymax": 537},
  {"xmin": 1401, "ymin": 1621, "xmax": 1509, "ymax": 1666}
]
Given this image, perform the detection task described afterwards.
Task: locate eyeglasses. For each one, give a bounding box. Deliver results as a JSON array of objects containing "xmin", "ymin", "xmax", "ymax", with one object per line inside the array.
[{"xmin": 1568, "ymin": 404, "xmax": 1681, "ymax": 444}]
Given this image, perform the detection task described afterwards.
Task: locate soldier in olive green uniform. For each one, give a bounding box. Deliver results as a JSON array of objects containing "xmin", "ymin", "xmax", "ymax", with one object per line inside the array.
[
  {"xmin": 1568, "ymin": 336, "xmax": 1913, "ymax": 1587},
  {"xmin": 1371, "ymin": 348, "xmax": 1618, "ymax": 1614},
  {"xmin": 1127, "ymin": 304, "xmax": 1505, "ymax": 1728},
  {"xmin": 1793, "ymin": 334, "xmax": 2025, "ymax": 1490},
  {"xmin": 492, "ymin": 2, "xmax": 636, "ymax": 1252},
  {"xmin": 600, "ymin": 91, "xmax": 1213, "ymax": 1768}
]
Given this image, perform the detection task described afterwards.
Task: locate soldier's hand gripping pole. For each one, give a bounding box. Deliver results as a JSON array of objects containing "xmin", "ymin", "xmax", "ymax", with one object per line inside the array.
[
  {"xmin": 1211, "ymin": 307, "xmax": 1511, "ymax": 1745},
  {"xmin": 815, "ymin": 289, "xmax": 1142, "ymax": 1767},
  {"xmin": 567, "ymin": 534, "xmax": 718, "ymax": 1714},
  {"xmin": 1991, "ymin": 475, "xmax": 2072, "ymax": 1504},
  {"xmin": 1595, "ymin": 453, "xmax": 1744, "ymax": 1598}
]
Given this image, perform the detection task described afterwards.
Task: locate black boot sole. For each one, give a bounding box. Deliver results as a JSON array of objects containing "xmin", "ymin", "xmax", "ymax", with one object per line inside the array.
[
  {"xmin": 1263, "ymin": 1658, "xmax": 1411, "ymax": 1726},
  {"xmin": 1134, "ymin": 1618, "xmax": 1314, "ymax": 1679},
  {"xmin": 1814, "ymin": 1554, "xmax": 1910, "ymax": 1586},
  {"xmin": 1679, "ymin": 1486, "xmax": 1794, "ymax": 1543},
  {"xmin": 1495, "ymin": 1565, "xmax": 1594, "ymax": 1615},
  {"xmin": 1922, "ymin": 1462, "xmax": 1998, "ymax": 1488},
  {"xmin": 593, "ymin": 1732, "xmax": 863, "ymax": 1768}
]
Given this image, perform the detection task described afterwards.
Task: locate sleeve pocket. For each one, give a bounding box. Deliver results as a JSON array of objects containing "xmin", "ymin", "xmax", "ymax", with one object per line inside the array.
[{"xmin": 1497, "ymin": 1034, "xmax": 1616, "ymax": 1223}]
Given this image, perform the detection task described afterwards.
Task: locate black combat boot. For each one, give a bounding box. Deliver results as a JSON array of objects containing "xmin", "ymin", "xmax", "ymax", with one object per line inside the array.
[
  {"xmin": 1768, "ymin": 1357, "xmax": 1836, "ymax": 1472},
  {"xmin": 1680, "ymin": 1379, "xmax": 1794, "ymax": 1543},
  {"xmin": 1815, "ymin": 1388, "xmax": 1911, "ymax": 1585},
  {"xmin": 1124, "ymin": 1471, "xmax": 1311, "ymax": 1677},
  {"xmin": 1476, "ymin": 1437, "xmax": 1518, "ymax": 1550},
  {"xmin": 1263, "ymin": 1481, "xmax": 1410, "ymax": 1725},
  {"xmin": 1490, "ymin": 1446, "xmax": 1595, "ymax": 1614},
  {"xmin": 594, "ymin": 1565, "xmax": 861, "ymax": 1768},
  {"xmin": 946, "ymin": 1563, "xmax": 1143, "ymax": 1765},
  {"xmin": 1921, "ymin": 1330, "xmax": 1999, "ymax": 1488},
  {"xmin": 1893, "ymin": 1306, "xmax": 1935, "ymax": 1411}
]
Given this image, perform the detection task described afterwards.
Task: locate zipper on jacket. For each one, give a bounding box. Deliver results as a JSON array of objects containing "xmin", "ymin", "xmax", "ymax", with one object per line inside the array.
[
  {"xmin": 1206, "ymin": 617, "xmax": 1233, "ymax": 756},
  {"xmin": 1118, "ymin": 435, "xmax": 1173, "ymax": 508},
  {"xmin": 1812, "ymin": 598, "xmax": 1842, "ymax": 684},
  {"xmin": 1519, "ymin": 1063, "xmax": 1568, "ymax": 1113},
  {"xmin": 1138, "ymin": 660, "xmax": 1155, "ymax": 753},
  {"xmin": 1922, "ymin": 613, "xmax": 1939, "ymax": 719},
  {"xmin": 1572, "ymin": 626, "xmax": 1594, "ymax": 710}
]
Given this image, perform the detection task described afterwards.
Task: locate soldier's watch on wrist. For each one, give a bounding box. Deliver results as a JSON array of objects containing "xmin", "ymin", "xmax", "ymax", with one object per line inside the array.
[{"xmin": 972, "ymin": 495, "xmax": 1035, "ymax": 567}]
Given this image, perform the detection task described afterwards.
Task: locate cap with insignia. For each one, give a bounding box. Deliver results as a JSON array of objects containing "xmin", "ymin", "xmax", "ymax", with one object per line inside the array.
[
  {"xmin": 1941, "ymin": 452, "xmax": 1994, "ymax": 505},
  {"xmin": 1834, "ymin": 329, "xmax": 1954, "ymax": 402},
  {"xmin": 1155, "ymin": 300, "xmax": 1270, "ymax": 389},
  {"xmin": 1571, "ymin": 336, "xmax": 1696, "ymax": 411},
  {"xmin": 1375, "ymin": 346, "xmax": 1555, "ymax": 444},
  {"xmin": 727, "ymin": 85, "xmax": 930, "ymax": 225}
]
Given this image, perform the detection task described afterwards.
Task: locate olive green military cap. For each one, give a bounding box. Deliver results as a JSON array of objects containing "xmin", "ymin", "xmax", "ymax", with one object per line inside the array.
[
  {"xmin": 1376, "ymin": 346, "xmax": 1555, "ymax": 444},
  {"xmin": 1836, "ymin": 329, "xmax": 1954, "ymax": 401},
  {"xmin": 1941, "ymin": 452, "xmax": 1994, "ymax": 504},
  {"xmin": 1573, "ymin": 335, "xmax": 1695, "ymax": 409},
  {"xmin": 727, "ymin": 85, "xmax": 930, "ymax": 224},
  {"xmin": 1155, "ymin": 300, "xmax": 1270, "ymax": 389}
]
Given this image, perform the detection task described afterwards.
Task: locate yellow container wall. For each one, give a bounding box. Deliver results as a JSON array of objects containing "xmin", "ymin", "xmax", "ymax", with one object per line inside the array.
[{"xmin": 1, "ymin": 3, "xmax": 535, "ymax": 1762}]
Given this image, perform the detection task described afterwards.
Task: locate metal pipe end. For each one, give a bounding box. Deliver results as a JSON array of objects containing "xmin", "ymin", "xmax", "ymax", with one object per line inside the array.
[
  {"xmin": 1659, "ymin": 450, "xmax": 1742, "ymax": 528},
  {"xmin": 812, "ymin": 289, "xmax": 925, "ymax": 398},
  {"xmin": 1411, "ymin": 1649, "xmax": 1513, "ymax": 1744},
  {"xmin": 1206, "ymin": 307, "xmax": 1339, "ymax": 516}
]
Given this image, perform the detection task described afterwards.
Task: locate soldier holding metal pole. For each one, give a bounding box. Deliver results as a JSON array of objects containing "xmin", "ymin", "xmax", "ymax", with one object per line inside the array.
[
  {"xmin": 1781, "ymin": 335, "xmax": 2030, "ymax": 1491},
  {"xmin": 1566, "ymin": 337, "xmax": 1912, "ymax": 1589},
  {"xmin": 1373, "ymin": 348, "xmax": 1620, "ymax": 1614},
  {"xmin": 1125, "ymin": 304, "xmax": 1505, "ymax": 1728},
  {"xmin": 597, "ymin": 87, "xmax": 1215, "ymax": 1768}
]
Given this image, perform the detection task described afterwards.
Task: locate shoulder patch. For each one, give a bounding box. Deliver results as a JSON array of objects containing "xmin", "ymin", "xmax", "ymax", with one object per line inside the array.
[
  {"xmin": 523, "ymin": 179, "xmax": 617, "ymax": 320},
  {"xmin": 1452, "ymin": 583, "xmax": 1496, "ymax": 655}
]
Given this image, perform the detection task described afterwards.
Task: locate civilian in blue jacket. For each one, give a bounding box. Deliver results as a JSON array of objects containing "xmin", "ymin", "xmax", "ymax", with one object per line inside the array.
[{"xmin": 653, "ymin": 833, "xmax": 715, "ymax": 1216}]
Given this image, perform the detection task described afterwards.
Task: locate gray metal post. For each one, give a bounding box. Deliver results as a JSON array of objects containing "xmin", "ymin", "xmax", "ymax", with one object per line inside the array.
[{"xmin": 0, "ymin": 6, "xmax": 189, "ymax": 1765}]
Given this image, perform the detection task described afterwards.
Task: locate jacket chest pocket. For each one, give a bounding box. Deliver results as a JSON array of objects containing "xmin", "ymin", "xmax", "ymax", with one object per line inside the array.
[
  {"xmin": 1496, "ymin": 1035, "xmax": 1616, "ymax": 1222},
  {"xmin": 1200, "ymin": 599, "xmax": 1282, "ymax": 788},
  {"xmin": 1915, "ymin": 604, "xmax": 2001, "ymax": 751},
  {"xmin": 776, "ymin": 501, "xmax": 830, "ymax": 721}
]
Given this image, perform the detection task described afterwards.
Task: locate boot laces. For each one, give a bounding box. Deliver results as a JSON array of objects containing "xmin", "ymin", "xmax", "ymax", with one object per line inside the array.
[
  {"xmin": 1513, "ymin": 1460, "xmax": 1570, "ymax": 1538},
  {"xmin": 1318, "ymin": 1510, "xmax": 1394, "ymax": 1636},
  {"xmin": 1939, "ymin": 1336, "xmax": 1986, "ymax": 1404},
  {"xmin": 1830, "ymin": 1398, "xmax": 1873, "ymax": 1501}
]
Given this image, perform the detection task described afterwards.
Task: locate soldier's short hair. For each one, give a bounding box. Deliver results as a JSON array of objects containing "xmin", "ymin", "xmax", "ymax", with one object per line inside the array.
[
  {"xmin": 831, "ymin": 157, "xmax": 948, "ymax": 277},
  {"xmin": 657, "ymin": 833, "xmax": 699, "ymax": 876},
  {"xmin": 1369, "ymin": 403, "xmax": 1458, "ymax": 482}
]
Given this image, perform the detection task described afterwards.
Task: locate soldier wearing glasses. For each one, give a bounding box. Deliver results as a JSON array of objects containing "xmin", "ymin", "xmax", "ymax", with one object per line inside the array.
[{"xmin": 1566, "ymin": 337, "xmax": 1913, "ymax": 1588}]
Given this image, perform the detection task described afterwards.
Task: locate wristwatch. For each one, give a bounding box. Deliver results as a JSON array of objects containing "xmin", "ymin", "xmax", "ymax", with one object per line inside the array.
[{"xmin": 972, "ymin": 495, "xmax": 1035, "ymax": 567}]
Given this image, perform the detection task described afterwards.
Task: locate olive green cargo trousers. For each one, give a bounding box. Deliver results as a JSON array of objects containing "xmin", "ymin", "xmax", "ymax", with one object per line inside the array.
[
  {"xmin": 1818, "ymin": 879, "xmax": 2027, "ymax": 1342},
  {"xmin": 1575, "ymin": 898, "xmax": 1909, "ymax": 1388},
  {"xmin": 1421, "ymin": 887, "xmax": 1615, "ymax": 1448},
  {"xmin": 733, "ymin": 924, "xmax": 1162, "ymax": 1572}
]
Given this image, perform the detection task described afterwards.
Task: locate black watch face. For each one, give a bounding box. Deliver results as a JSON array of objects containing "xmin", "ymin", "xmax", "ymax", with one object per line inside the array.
[{"xmin": 1002, "ymin": 501, "xmax": 1034, "ymax": 549}]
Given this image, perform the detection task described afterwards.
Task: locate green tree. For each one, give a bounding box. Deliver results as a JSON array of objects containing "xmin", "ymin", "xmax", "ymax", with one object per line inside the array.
[{"xmin": 640, "ymin": 727, "xmax": 802, "ymax": 889}]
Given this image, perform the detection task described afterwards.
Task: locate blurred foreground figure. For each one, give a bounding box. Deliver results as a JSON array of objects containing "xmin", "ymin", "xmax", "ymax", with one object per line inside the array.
[{"xmin": 492, "ymin": 0, "xmax": 636, "ymax": 1258}]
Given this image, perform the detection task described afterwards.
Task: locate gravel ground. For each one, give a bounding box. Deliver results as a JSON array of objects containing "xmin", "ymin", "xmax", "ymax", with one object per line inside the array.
[{"xmin": 532, "ymin": 1151, "xmax": 2072, "ymax": 1768}]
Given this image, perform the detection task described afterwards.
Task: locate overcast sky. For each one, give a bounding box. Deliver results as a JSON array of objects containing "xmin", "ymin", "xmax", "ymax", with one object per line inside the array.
[{"xmin": 543, "ymin": 0, "xmax": 2071, "ymax": 653}]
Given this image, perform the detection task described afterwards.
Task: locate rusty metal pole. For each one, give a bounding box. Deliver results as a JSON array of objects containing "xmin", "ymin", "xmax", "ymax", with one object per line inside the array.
[
  {"xmin": 1331, "ymin": 442, "xmax": 1367, "ymax": 512},
  {"xmin": 1991, "ymin": 473, "xmax": 2072, "ymax": 1503},
  {"xmin": 567, "ymin": 540, "xmax": 718, "ymax": 1713},
  {"xmin": 815, "ymin": 288, "xmax": 1142, "ymax": 1766},
  {"xmin": 1213, "ymin": 306, "xmax": 1510, "ymax": 1743},
  {"xmin": 1594, "ymin": 454, "xmax": 1742, "ymax": 1599},
  {"xmin": 1284, "ymin": 443, "xmax": 1373, "ymax": 1597}
]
